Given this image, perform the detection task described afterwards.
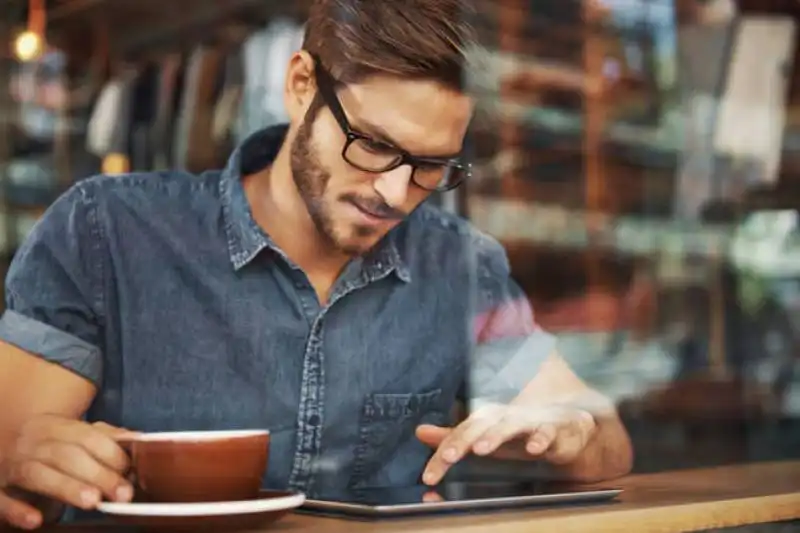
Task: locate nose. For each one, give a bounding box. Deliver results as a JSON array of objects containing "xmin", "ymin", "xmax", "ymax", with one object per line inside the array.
[{"xmin": 373, "ymin": 165, "xmax": 413, "ymax": 208}]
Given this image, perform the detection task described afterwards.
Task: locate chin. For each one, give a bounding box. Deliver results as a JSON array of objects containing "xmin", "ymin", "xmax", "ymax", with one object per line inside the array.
[
  {"xmin": 336, "ymin": 239, "xmax": 379, "ymax": 257},
  {"xmin": 334, "ymin": 230, "xmax": 385, "ymax": 256}
]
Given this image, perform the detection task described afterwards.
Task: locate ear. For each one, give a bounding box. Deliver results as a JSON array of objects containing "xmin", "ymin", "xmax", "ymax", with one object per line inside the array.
[{"xmin": 284, "ymin": 50, "xmax": 316, "ymax": 124}]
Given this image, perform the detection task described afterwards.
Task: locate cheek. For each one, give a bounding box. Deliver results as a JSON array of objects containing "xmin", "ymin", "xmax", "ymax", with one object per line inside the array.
[
  {"xmin": 308, "ymin": 120, "xmax": 355, "ymax": 188},
  {"xmin": 324, "ymin": 161, "xmax": 367, "ymax": 198},
  {"xmin": 311, "ymin": 125, "xmax": 338, "ymax": 162},
  {"xmin": 406, "ymin": 189, "xmax": 433, "ymax": 210}
]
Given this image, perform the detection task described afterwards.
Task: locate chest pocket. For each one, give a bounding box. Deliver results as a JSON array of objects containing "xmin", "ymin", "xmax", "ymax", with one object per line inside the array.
[{"xmin": 350, "ymin": 388, "xmax": 446, "ymax": 488}]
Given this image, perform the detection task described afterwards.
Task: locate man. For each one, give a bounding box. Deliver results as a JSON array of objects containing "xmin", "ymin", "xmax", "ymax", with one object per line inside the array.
[{"xmin": 0, "ymin": 0, "xmax": 632, "ymax": 528}]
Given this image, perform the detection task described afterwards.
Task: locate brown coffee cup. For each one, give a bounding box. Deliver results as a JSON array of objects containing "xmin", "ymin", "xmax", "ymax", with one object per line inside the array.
[{"xmin": 121, "ymin": 430, "xmax": 270, "ymax": 503}]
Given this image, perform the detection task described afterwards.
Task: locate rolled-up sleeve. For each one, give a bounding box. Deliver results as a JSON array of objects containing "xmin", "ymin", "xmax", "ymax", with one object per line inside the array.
[
  {"xmin": 468, "ymin": 236, "xmax": 556, "ymax": 407},
  {"xmin": 0, "ymin": 184, "xmax": 105, "ymax": 387}
]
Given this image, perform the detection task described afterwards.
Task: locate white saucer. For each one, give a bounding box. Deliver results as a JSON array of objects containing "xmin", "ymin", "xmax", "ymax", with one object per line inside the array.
[{"xmin": 96, "ymin": 491, "xmax": 305, "ymax": 516}]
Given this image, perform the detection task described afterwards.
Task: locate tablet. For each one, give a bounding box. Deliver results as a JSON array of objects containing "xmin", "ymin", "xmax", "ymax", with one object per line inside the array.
[{"xmin": 300, "ymin": 481, "xmax": 622, "ymax": 518}]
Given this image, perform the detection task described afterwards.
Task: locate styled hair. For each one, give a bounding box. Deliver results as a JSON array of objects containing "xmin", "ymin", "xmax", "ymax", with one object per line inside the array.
[{"xmin": 302, "ymin": 0, "xmax": 478, "ymax": 92}]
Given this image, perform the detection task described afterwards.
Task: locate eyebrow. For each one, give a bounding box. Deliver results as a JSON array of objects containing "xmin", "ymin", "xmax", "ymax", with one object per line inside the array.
[{"xmin": 354, "ymin": 119, "xmax": 464, "ymax": 161}]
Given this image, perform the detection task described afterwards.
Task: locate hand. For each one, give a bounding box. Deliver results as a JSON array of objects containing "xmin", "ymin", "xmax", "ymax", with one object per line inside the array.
[
  {"xmin": 416, "ymin": 403, "xmax": 596, "ymax": 485},
  {"xmin": 0, "ymin": 416, "xmax": 138, "ymax": 530}
]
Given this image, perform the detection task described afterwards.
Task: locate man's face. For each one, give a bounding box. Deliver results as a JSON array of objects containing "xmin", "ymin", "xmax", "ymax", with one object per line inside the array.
[{"xmin": 287, "ymin": 59, "xmax": 473, "ymax": 256}]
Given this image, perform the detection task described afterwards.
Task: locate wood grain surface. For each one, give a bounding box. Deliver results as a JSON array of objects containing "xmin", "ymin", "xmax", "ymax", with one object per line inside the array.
[{"xmin": 27, "ymin": 460, "xmax": 800, "ymax": 533}]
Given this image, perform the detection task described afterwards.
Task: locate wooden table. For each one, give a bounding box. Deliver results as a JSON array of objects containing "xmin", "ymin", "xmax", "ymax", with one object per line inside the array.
[{"xmin": 42, "ymin": 461, "xmax": 800, "ymax": 533}]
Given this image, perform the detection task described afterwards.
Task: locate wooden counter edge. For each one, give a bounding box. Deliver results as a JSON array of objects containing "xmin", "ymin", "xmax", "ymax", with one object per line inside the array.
[{"xmin": 427, "ymin": 492, "xmax": 800, "ymax": 533}]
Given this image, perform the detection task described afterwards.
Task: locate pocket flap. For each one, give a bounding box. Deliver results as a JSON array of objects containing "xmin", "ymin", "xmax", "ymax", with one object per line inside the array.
[{"xmin": 362, "ymin": 388, "xmax": 443, "ymax": 420}]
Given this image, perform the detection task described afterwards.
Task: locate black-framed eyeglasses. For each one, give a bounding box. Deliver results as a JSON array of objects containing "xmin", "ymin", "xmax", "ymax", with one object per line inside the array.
[{"xmin": 312, "ymin": 57, "xmax": 472, "ymax": 192}]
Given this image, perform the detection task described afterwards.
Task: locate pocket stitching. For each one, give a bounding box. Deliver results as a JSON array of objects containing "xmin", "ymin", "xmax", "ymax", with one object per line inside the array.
[{"xmin": 350, "ymin": 388, "xmax": 444, "ymax": 487}]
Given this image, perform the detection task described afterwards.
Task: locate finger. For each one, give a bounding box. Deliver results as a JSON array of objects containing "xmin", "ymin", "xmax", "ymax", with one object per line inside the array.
[
  {"xmin": 6, "ymin": 460, "xmax": 101, "ymax": 511},
  {"xmin": 422, "ymin": 413, "xmax": 497, "ymax": 485},
  {"xmin": 543, "ymin": 421, "xmax": 588, "ymax": 464},
  {"xmin": 92, "ymin": 422, "xmax": 140, "ymax": 439},
  {"xmin": 471, "ymin": 416, "xmax": 528, "ymax": 456},
  {"xmin": 0, "ymin": 491, "xmax": 42, "ymax": 530},
  {"xmin": 545, "ymin": 433, "xmax": 584, "ymax": 464},
  {"xmin": 35, "ymin": 419, "xmax": 130, "ymax": 473},
  {"xmin": 422, "ymin": 491, "xmax": 444, "ymax": 503},
  {"xmin": 440, "ymin": 409, "xmax": 504, "ymax": 463},
  {"xmin": 32, "ymin": 441, "xmax": 132, "ymax": 502},
  {"xmin": 92, "ymin": 422, "xmax": 139, "ymax": 454},
  {"xmin": 526, "ymin": 423, "xmax": 557, "ymax": 455},
  {"xmin": 415, "ymin": 425, "xmax": 452, "ymax": 449}
]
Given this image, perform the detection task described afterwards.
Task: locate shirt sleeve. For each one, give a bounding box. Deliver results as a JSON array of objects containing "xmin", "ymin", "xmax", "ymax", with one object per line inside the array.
[
  {"xmin": 467, "ymin": 236, "xmax": 556, "ymax": 408},
  {"xmin": 0, "ymin": 185, "xmax": 105, "ymax": 386}
]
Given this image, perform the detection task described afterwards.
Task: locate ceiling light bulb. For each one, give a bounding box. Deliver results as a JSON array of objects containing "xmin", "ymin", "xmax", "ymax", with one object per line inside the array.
[{"xmin": 14, "ymin": 31, "xmax": 43, "ymax": 62}]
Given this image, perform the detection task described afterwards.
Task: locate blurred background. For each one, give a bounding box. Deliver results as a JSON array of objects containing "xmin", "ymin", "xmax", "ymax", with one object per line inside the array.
[{"xmin": 0, "ymin": 0, "xmax": 799, "ymax": 475}]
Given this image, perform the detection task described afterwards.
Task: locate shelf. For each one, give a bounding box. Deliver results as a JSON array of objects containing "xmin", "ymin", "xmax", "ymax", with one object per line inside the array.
[
  {"xmin": 469, "ymin": 196, "xmax": 800, "ymax": 280},
  {"xmin": 469, "ymin": 196, "xmax": 728, "ymax": 254},
  {"xmin": 483, "ymin": 101, "xmax": 682, "ymax": 158}
]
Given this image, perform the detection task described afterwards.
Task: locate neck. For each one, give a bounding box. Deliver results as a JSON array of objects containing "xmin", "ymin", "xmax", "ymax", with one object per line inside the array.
[{"xmin": 243, "ymin": 141, "xmax": 349, "ymax": 278}]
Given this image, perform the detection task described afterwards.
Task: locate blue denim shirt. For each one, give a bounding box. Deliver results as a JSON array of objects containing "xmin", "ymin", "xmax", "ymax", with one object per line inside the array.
[{"xmin": 0, "ymin": 126, "xmax": 555, "ymax": 494}]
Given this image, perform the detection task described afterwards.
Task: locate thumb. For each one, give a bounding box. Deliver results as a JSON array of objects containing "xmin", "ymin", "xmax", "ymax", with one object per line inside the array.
[{"xmin": 415, "ymin": 424, "xmax": 452, "ymax": 448}]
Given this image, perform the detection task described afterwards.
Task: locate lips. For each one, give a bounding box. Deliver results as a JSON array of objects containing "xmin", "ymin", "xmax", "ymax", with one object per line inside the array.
[{"xmin": 352, "ymin": 201, "xmax": 387, "ymax": 220}]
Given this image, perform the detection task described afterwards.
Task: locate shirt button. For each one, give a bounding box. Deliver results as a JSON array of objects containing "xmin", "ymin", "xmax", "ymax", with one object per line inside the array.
[{"xmin": 308, "ymin": 414, "xmax": 320, "ymax": 426}]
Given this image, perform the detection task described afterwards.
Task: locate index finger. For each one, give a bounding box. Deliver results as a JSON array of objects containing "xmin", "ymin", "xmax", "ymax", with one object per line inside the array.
[
  {"xmin": 525, "ymin": 423, "xmax": 557, "ymax": 455},
  {"xmin": 39, "ymin": 420, "xmax": 131, "ymax": 473},
  {"xmin": 422, "ymin": 491, "xmax": 444, "ymax": 503},
  {"xmin": 422, "ymin": 415, "xmax": 495, "ymax": 485}
]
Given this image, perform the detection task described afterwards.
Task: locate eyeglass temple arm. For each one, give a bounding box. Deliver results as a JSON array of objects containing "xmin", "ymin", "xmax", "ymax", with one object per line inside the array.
[{"xmin": 312, "ymin": 61, "xmax": 353, "ymax": 134}]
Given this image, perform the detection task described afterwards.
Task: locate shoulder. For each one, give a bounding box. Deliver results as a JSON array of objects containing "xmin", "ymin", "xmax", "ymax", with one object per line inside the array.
[
  {"xmin": 69, "ymin": 169, "xmax": 221, "ymax": 208},
  {"xmin": 404, "ymin": 202, "xmax": 510, "ymax": 276},
  {"xmin": 42, "ymin": 170, "xmax": 222, "ymax": 228},
  {"xmin": 28, "ymin": 170, "xmax": 223, "ymax": 245}
]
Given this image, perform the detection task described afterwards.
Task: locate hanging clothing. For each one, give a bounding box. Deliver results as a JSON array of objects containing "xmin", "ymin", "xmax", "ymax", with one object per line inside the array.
[
  {"xmin": 212, "ymin": 46, "xmax": 246, "ymax": 151},
  {"xmin": 237, "ymin": 18, "xmax": 305, "ymax": 143},
  {"xmin": 86, "ymin": 70, "xmax": 138, "ymax": 160},
  {"xmin": 128, "ymin": 63, "xmax": 160, "ymax": 172},
  {"xmin": 151, "ymin": 53, "xmax": 185, "ymax": 170},
  {"xmin": 172, "ymin": 45, "xmax": 225, "ymax": 172},
  {"xmin": 673, "ymin": 23, "xmax": 734, "ymax": 220},
  {"xmin": 86, "ymin": 80, "xmax": 125, "ymax": 156}
]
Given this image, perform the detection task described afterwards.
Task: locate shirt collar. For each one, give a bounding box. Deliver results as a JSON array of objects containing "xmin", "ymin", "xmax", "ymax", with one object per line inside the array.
[{"xmin": 219, "ymin": 125, "xmax": 411, "ymax": 282}]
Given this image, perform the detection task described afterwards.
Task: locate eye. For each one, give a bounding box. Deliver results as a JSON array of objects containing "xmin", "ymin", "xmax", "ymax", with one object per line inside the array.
[
  {"xmin": 416, "ymin": 161, "xmax": 445, "ymax": 172},
  {"xmin": 359, "ymin": 138, "xmax": 395, "ymax": 155},
  {"xmin": 416, "ymin": 158, "xmax": 450, "ymax": 171}
]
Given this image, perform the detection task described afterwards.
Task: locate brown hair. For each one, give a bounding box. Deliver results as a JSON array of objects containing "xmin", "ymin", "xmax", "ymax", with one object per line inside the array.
[{"xmin": 302, "ymin": 0, "xmax": 478, "ymax": 92}]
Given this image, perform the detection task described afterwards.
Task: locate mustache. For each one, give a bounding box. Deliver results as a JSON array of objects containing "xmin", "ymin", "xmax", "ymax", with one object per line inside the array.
[{"xmin": 341, "ymin": 193, "xmax": 407, "ymax": 220}]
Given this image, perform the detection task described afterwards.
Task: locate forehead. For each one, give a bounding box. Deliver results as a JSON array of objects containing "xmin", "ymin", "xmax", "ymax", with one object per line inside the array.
[{"xmin": 337, "ymin": 75, "xmax": 474, "ymax": 157}]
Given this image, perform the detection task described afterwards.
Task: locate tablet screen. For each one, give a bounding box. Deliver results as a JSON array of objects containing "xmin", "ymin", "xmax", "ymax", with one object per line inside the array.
[{"xmin": 302, "ymin": 481, "xmax": 622, "ymax": 517}]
